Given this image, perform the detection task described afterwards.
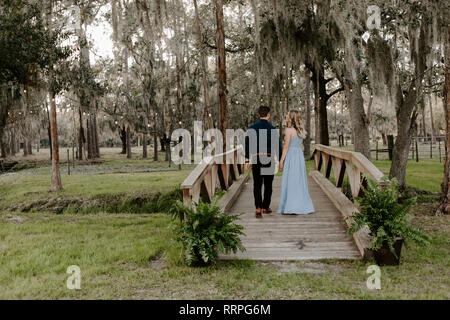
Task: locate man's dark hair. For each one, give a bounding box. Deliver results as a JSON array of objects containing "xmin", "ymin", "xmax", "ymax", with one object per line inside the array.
[{"xmin": 258, "ymin": 105, "xmax": 271, "ymax": 118}]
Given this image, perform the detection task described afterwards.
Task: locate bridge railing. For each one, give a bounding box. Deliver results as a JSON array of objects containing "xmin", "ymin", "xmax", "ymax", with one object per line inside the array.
[
  {"xmin": 311, "ymin": 144, "xmax": 389, "ymax": 258},
  {"xmin": 180, "ymin": 146, "xmax": 249, "ymax": 218},
  {"xmin": 313, "ymin": 144, "xmax": 389, "ymax": 198}
]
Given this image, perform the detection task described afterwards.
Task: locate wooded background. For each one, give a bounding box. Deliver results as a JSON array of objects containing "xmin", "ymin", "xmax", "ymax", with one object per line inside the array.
[{"xmin": 0, "ymin": 0, "xmax": 449, "ymax": 211}]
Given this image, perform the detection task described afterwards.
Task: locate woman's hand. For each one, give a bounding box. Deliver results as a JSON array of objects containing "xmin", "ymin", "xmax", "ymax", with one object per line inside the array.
[{"xmin": 278, "ymin": 162, "xmax": 284, "ymax": 171}]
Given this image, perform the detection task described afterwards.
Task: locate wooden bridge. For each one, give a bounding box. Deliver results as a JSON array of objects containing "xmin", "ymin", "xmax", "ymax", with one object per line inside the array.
[{"xmin": 181, "ymin": 145, "xmax": 388, "ymax": 261}]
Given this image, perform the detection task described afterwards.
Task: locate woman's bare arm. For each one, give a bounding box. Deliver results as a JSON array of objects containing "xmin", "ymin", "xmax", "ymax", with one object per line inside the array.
[{"xmin": 279, "ymin": 129, "xmax": 293, "ymax": 170}]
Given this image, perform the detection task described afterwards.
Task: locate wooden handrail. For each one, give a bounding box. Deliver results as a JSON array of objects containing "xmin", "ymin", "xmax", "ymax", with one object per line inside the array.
[
  {"xmin": 180, "ymin": 147, "xmax": 243, "ymax": 189},
  {"xmin": 313, "ymin": 144, "xmax": 388, "ymax": 198},
  {"xmin": 180, "ymin": 146, "xmax": 246, "ymax": 215},
  {"xmin": 311, "ymin": 144, "xmax": 388, "ymax": 258}
]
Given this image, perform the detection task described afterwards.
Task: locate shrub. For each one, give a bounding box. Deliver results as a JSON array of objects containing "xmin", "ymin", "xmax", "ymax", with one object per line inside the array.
[
  {"xmin": 172, "ymin": 199, "xmax": 245, "ymax": 266},
  {"xmin": 348, "ymin": 176, "xmax": 430, "ymax": 254}
]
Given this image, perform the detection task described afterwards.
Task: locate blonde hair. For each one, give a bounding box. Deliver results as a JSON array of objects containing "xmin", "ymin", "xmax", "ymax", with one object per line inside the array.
[{"xmin": 286, "ymin": 110, "xmax": 307, "ymax": 139}]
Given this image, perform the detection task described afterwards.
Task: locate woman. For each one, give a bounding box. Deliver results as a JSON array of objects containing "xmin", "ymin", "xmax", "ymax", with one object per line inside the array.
[{"xmin": 278, "ymin": 110, "xmax": 315, "ymax": 215}]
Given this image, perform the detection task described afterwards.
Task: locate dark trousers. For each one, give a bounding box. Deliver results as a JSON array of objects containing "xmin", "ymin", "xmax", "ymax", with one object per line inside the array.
[{"xmin": 252, "ymin": 159, "xmax": 275, "ymax": 210}]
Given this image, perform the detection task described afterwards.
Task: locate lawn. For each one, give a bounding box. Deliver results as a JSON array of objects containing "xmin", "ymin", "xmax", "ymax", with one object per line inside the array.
[
  {"xmin": 0, "ymin": 147, "xmax": 192, "ymax": 212},
  {"xmin": 0, "ymin": 170, "xmax": 190, "ymax": 209},
  {"xmin": 0, "ymin": 212, "xmax": 448, "ymax": 299},
  {"xmin": 373, "ymin": 160, "xmax": 444, "ymax": 193},
  {"xmin": 0, "ymin": 147, "xmax": 448, "ymax": 299}
]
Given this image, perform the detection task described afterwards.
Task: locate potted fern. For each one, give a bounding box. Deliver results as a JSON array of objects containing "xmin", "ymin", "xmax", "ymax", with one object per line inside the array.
[
  {"xmin": 348, "ymin": 177, "xmax": 429, "ymax": 266},
  {"xmin": 172, "ymin": 199, "xmax": 245, "ymax": 266}
]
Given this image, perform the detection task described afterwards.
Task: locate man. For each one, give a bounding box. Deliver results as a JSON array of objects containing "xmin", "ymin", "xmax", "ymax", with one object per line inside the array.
[{"xmin": 245, "ymin": 106, "xmax": 282, "ymax": 218}]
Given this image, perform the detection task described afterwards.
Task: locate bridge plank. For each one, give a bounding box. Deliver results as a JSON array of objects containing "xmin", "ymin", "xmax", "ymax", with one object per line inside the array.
[
  {"xmin": 220, "ymin": 175, "xmax": 362, "ymax": 261},
  {"xmin": 310, "ymin": 171, "xmax": 371, "ymax": 258},
  {"xmin": 218, "ymin": 173, "xmax": 249, "ymax": 213},
  {"xmin": 221, "ymin": 251, "xmax": 361, "ymax": 261}
]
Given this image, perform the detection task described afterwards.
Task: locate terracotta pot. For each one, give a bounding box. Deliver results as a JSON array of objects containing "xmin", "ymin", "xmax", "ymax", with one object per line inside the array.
[{"xmin": 374, "ymin": 237, "xmax": 404, "ymax": 266}]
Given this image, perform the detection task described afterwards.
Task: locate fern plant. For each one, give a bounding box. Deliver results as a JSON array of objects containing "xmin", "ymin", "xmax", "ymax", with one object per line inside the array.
[
  {"xmin": 348, "ymin": 176, "xmax": 430, "ymax": 255},
  {"xmin": 172, "ymin": 199, "xmax": 245, "ymax": 266}
]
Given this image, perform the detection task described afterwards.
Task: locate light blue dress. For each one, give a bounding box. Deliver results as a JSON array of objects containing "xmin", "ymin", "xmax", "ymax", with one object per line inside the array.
[{"xmin": 278, "ymin": 135, "xmax": 315, "ymax": 215}]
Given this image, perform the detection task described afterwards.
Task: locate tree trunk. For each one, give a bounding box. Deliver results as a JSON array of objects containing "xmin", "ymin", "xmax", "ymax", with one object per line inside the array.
[
  {"xmin": 93, "ymin": 113, "xmax": 100, "ymax": 158},
  {"xmin": 89, "ymin": 115, "xmax": 95, "ymax": 158},
  {"xmin": 343, "ymin": 79, "xmax": 371, "ymax": 159},
  {"xmin": 304, "ymin": 71, "xmax": 311, "ymax": 158},
  {"xmin": 23, "ymin": 139, "xmax": 28, "ymax": 156},
  {"xmin": 215, "ymin": 0, "xmax": 228, "ymax": 147},
  {"xmin": 193, "ymin": 0, "xmax": 213, "ymax": 129},
  {"xmin": 0, "ymin": 135, "xmax": 6, "ymax": 158},
  {"xmin": 126, "ymin": 125, "xmax": 131, "ymax": 159},
  {"xmin": 78, "ymin": 108, "xmax": 85, "ymax": 160},
  {"xmin": 390, "ymin": 135, "xmax": 412, "ymax": 188},
  {"xmin": 166, "ymin": 140, "xmax": 171, "ymax": 164},
  {"xmin": 421, "ymin": 106, "xmax": 427, "ymax": 138},
  {"xmin": 37, "ymin": 130, "xmax": 40, "ymax": 153},
  {"xmin": 86, "ymin": 118, "xmax": 93, "ymax": 160},
  {"xmin": 27, "ymin": 140, "xmax": 32, "ymax": 155},
  {"xmin": 437, "ymin": 23, "xmax": 450, "ymax": 215},
  {"xmin": 0, "ymin": 87, "xmax": 10, "ymax": 159},
  {"xmin": 0, "ymin": 133, "xmax": 5, "ymax": 160},
  {"xmin": 338, "ymin": 36, "xmax": 371, "ymax": 158},
  {"xmin": 10, "ymin": 128, "xmax": 16, "ymax": 156},
  {"xmin": 5, "ymin": 132, "xmax": 11, "ymax": 155},
  {"xmin": 311, "ymin": 65, "xmax": 329, "ymax": 146},
  {"xmin": 163, "ymin": 134, "xmax": 170, "ymax": 161},
  {"xmin": 160, "ymin": 136, "xmax": 165, "ymax": 152},
  {"xmin": 143, "ymin": 133, "xmax": 148, "ymax": 158},
  {"xmin": 47, "ymin": 118, "xmax": 52, "ymax": 160},
  {"xmin": 389, "ymin": 22, "xmax": 428, "ymax": 188},
  {"xmin": 367, "ymin": 93, "xmax": 373, "ymax": 120},
  {"xmin": 77, "ymin": 8, "xmax": 92, "ymax": 159},
  {"xmin": 318, "ymin": 86, "xmax": 329, "ymax": 145},
  {"xmin": 429, "ymin": 94, "xmax": 436, "ymax": 142},
  {"xmin": 120, "ymin": 125, "xmax": 126, "ymax": 154},
  {"xmin": 49, "ymin": 91, "xmax": 62, "ymax": 191},
  {"xmin": 153, "ymin": 132, "xmax": 158, "ymax": 161},
  {"xmin": 314, "ymin": 97, "xmax": 319, "ymax": 144},
  {"xmin": 389, "ymin": 93, "xmax": 418, "ymax": 187},
  {"xmin": 278, "ymin": 98, "xmax": 283, "ymax": 144}
]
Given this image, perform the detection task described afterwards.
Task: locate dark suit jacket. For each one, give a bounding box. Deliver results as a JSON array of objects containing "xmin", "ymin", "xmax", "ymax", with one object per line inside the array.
[{"xmin": 244, "ymin": 119, "xmax": 282, "ymax": 162}]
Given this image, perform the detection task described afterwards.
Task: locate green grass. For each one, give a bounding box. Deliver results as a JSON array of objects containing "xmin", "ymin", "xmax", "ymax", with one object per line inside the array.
[
  {"xmin": 0, "ymin": 212, "xmax": 448, "ymax": 299},
  {"xmin": 1, "ymin": 147, "xmax": 448, "ymax": 299},
  {"xmin": 312, "ymin": 142, "xmax": 444, "ymax": 193},
  {"xmin": 373, "ymin": 160, "xmax": 443, "ymax": 193},
  {"xmin": 306, "ymin": 157, "xmax": 443, "ymax": 193},
  {"xmin": 100, "ymin": 150, "xmax": 176, "ymax": 167},
  {"xmin": 0, "ymin": 170, "xmax": 190, "ymax": 211}
]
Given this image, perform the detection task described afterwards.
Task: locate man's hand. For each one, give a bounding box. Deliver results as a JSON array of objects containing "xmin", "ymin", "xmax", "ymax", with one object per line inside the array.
[{"xmin": 246, "ymin": 163, "xmax": 252, "ymax": 171}]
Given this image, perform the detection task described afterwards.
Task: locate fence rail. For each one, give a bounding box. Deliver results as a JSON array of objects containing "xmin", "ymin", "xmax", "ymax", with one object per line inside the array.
[{"xmin": 372, "ymin": 136, "xmax": 445, "ymax": 162}]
